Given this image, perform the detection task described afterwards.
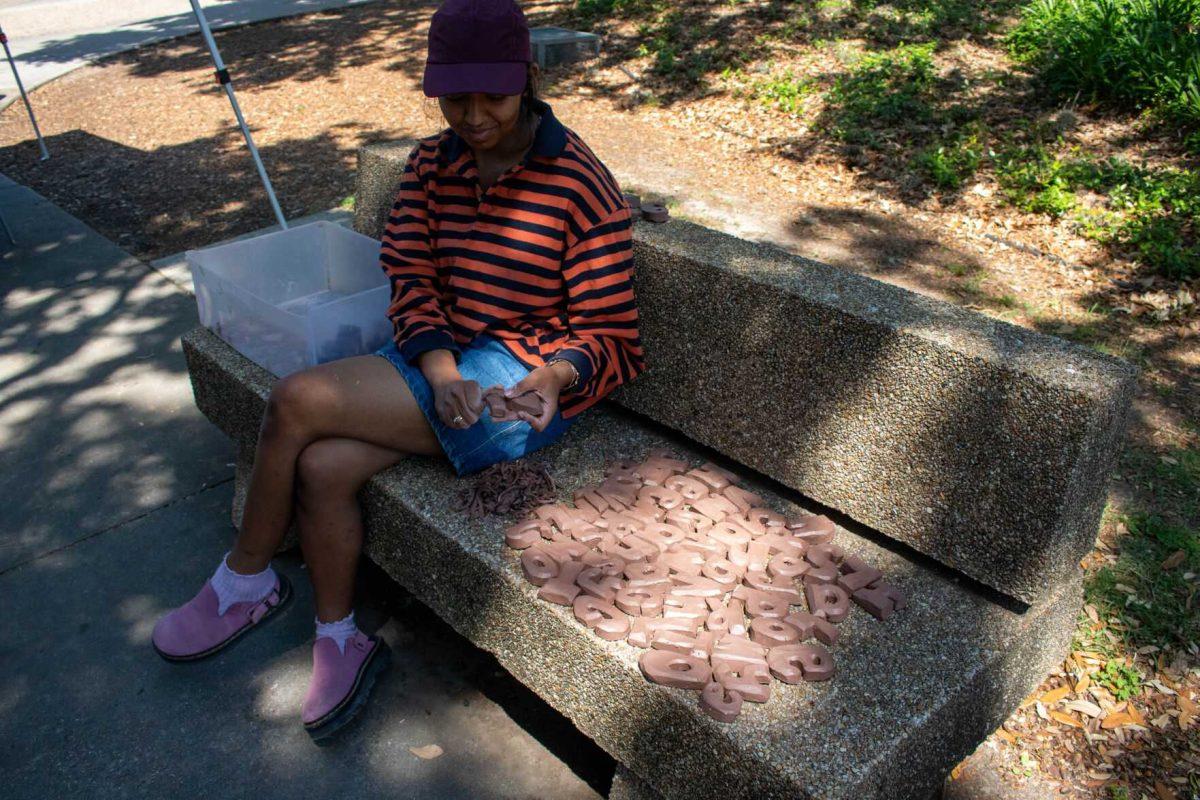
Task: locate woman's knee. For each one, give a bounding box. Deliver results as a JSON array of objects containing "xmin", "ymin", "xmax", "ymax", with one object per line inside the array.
[
  {"xmin": 295, "ymin": 439, "xmax": 362, "ymax": 500},
  {"xmin": 262, "ymin": 370, "xmax": 337, "ymax": 441}
]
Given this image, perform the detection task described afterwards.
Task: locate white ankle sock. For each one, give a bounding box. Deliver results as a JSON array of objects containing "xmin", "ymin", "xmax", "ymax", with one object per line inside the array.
[
  {"xmin": 210, "ymin": 551, "xmax": 277, "ymax": 616},
  {"xmin": 315, "ymin": 611, "xmax": 358, "ymax": 654}
]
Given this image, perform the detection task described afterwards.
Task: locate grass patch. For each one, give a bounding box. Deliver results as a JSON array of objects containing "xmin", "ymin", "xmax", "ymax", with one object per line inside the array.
[
  {"xmin": 1007, "ymin": 0, "xmax": 1200, "ymax": 146},
  {"xmin": 338, "ymin": 195, "xmax": 354, "ymax": 210},
  {"xmin": 1083, "ymin": 511, "xmax": 1199, "ymax": 652},
  {"xmin": 823, "ymin": 42, "xmax": 937, "ymax": 146},
  {"xmin": 994, "ymin": 142, "xmax": 1200, "ymax": 278},
  {"xmin": 752, "ymin": 69, "xmax": 818, "ymax": 114}
]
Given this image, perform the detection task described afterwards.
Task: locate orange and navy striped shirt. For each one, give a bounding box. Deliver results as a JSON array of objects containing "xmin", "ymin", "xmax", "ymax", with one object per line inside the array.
[{"xmin": 379, "ymin": 96, "xmax": 645, "ymax": 419}]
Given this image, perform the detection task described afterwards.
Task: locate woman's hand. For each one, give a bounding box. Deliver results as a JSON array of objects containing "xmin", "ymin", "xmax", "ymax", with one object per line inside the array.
[
  {"xmin": 504, "ymin": 363, "xmax": 573, "ymax": 432},
  {"xmin": 431, "ymin": 376, "xmax": 484, "ymax": 430}
]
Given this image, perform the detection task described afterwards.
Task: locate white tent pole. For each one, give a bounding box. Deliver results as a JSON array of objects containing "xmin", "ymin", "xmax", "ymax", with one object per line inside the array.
[
  {"xmin": 0, "ymin": 24, "xmax": 49, "ymax": 161},
  {"xmin": 187, "ymin": 0, "xmax": 287, "ymax": 230}
]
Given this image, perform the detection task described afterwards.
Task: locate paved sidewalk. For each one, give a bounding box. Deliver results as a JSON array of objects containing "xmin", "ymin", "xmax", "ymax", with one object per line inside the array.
[
  {"xmin": 0, "ymin": 0, "xmax": 384, "ymax": 112},
  {"xmin": 0, "ymin": 176, "xmax": 609, "ymax": 799}
]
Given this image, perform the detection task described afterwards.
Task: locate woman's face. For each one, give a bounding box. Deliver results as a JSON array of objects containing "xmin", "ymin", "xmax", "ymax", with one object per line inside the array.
[{"xmin": 438, "ymin": 91, "xmax": 524, "ymax": 153}]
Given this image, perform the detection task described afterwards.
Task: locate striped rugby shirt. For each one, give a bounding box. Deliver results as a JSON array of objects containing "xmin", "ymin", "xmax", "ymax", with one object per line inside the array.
[{"xmin": 380, "ymin": 96, "xmax": 646, "ymax": 419}]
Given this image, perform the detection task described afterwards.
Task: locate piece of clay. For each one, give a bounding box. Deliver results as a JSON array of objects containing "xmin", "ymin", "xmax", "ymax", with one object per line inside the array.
[
  {"xmin": 505, "ymin": 519, "xmax": 550, "ymax": 549},
  {"xmin": 749, "ymin": 617, "xmax": 802, "ymax": 649},
  {"xmin": 604, "ymin": 512, "xmax": 647, "ymax": 538},
  {"xmin": 837, "ymin": 555, "xmax": 884, "ymax": 594},
  {"xmin": 741, "ymin": 572, "xmax": 804, "ymax": 604},
  {"xmin": 629, "ymin": 616, "xmax": 702, "ymax": 648},
  {"xmin": 537, "ymin": 561, "xmax": 585, "ymax": 605},
  {"xmin": 706, "ymin": 597, "xmax": 746, "ymax": 636},
  {"xmin": 605, "ymin": 458, "xmax": 642, "ymax": 481},
  {"xmin": 746, "ymin": 507, "xmax": 786, "ymax": 530},
  {"xmin": 701, "ymin": 680, "xmax": 743, "ymax": 723},
  {"xmin": 708, "ymin": 520, "xmax": 752, "ymax": 549},
  {"xmin": 669, "ymin": 573, "xmax": 725, "ymax": 598},
  {"xmin": 575, "ymin": 488, "xmax": 613, "ymax": 516},
  {"xmin": 734, "ymin": 586, "xmax": 791, "ymax": 618},
  {"xmin": 746, "ymin": 540, "xmax": 771, "ymax": 572},
  {"xmin": 672, "ymin": 536, "xmax": 725, "ymax": 561},
  {"xmin": 713, "ymin": 659, "xmax": 771, "ymax": 703},
  {"xmin": 601, "ymin": 534, "xmax": 657, "ymax": 564},
  {"xmin": 581, "ymin": 550, "xmax": 626, "ymax": 574},
  {"xmin": 691, "ymin": 494, "xmax": 740, "ymax": 523},
  {"xmin": 622, "ymin": 193, "xmax": 642, "ymax": 212},
  {"xmin": 637, "ymin": 484, "xmax": 684, "ymax": 510},
  {"xmin": 805, "ymin": 542, "xmax": 845, "ymax": 573},
  {"xmin": 614, "ymin": 585, "xmax": 666, "ymax": 617},
  {"xmin": 768, "ymin": 553, "xmax": 809, "ymax": 580},
  {"xmin": 690, "ymin": 462, "xmax": 740, "ymax": 490},
  {"xmin": 577, "ymin": 566, "xmax": 625, "ymax": 603},
  {"xmin": 852, "ymin": 582, "xmax": 907, "ymax": 620},
  {"xmin": 639, "ymin": 650, "xmax": 710, "ymax": 689},
  {"xmin": 521, "ymin": 546, "xmax": 558, "ymax": 586},
  {"xmin": 573, "ymin": 596, "xmax": 631, "ymax": 641},
  {"xmin": 639, "ymin": 521, "xmax": 689, "ymax": 551},
  {"xmin": 768, "ymin": 642, "xmax": 835, "ymax": 683},
  {"xmin": 786, "ymin": 514, "xmax": 835, "ymax": 544},
  {"xmin": 721, "ymin": 484, "xmax": 765, "ymax": 515},
  {"xmin": 661, "ymin": 549, "xmax": 704, "ymax": 577},
  {"xmin": 624, "ymin": 559, "xmax": 670, "ymax": 588},
  {"xmin": 783, "ymin": 611, "xmax": 840, "ymax": 646},
  {"xmin": 805, "ymin": 582, "xmax": 851, "ymax": 623},
  {"xmin": 662, "ymin": 474, "xmax": 708, "ymax": 501},
  {"xmin": 700, "ymin": 557, "xmax": 741, "ymax": 589},
  {"xmin": 540, "ymin": 538, "xmax": 588, "ymax": 564}
]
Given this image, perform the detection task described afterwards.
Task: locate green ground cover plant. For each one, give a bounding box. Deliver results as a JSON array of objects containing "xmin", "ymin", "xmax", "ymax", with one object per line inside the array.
[{"xmin": 1007, "ymin": 0, "xmax": 1200, "ymax": 146}]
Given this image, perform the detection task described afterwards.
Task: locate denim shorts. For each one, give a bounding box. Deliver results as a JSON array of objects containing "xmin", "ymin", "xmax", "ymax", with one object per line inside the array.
[{"xmin": 373, "ymin": 333, "xmax": 577, "ymax": 476}]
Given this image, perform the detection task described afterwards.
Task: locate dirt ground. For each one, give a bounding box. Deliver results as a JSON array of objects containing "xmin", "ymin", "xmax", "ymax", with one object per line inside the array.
[{"xmin": 1, "ymin": 1, "xmax": 1196, "ymax": 797}]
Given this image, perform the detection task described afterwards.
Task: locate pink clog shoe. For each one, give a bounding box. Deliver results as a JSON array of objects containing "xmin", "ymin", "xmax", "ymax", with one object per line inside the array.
[
  {"xmin": 151, "ymin": 574, "xmax": 292, "ymax": 662},
  {"xmin": 302, "ymin": 631, "xmax": 390, "ymax": 740}
]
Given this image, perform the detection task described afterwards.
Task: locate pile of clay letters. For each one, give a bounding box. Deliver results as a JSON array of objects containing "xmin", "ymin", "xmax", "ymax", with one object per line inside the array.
[{"xmin": 503, "ymin": 448, "xmax": 906, "ymax": 722}]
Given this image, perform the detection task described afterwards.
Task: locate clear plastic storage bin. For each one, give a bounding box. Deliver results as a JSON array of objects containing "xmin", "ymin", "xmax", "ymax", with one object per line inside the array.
[{"xmin": 187, "ymin": 221, "xmax": 392, "ymax": 377}]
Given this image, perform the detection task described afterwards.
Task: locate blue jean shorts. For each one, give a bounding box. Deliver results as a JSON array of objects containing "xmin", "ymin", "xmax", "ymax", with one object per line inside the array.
[{"xmin": 373, "ymin": 333, "xmax": 577, "ymax": 476}]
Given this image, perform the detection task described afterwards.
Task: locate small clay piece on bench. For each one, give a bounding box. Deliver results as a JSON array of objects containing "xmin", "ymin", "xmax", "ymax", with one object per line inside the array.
[
  {"xmin": 521, "ymin": 546, "xmax": 559, "ymax": 586},
  {"xmin": 630, "ymin": 616, "xmax": 703, "ymax": 648},
  {"xmin": 639, "ymin": 649, "xmax": 711, "ymax": 690},
  {"xmin": 852, "ymin": 582, "xmax": 907, "ymax": 620},
  {"xmin": 734, "ymin": 586, "xmax": 791, "ymax": 619},
  {"xmin": 711, "ymin": 634, "xmax": 768, "ymax": 668},
  {"xmin": 758, "ymin": 531, "xmax": 807, "ymax": 559},
  {"xmin": 701, "ymin": 681, "xmax": 743, "ymax": 723},
  {"xmin": 786, "ymin": 514, "xmax": 835, "ymax": 544},
  {"xmin": 705, "ymin": 597, "xmax": 746, "ymax": 636},
  {"xmin": 768, "ymin": 553, "xmax": 809, "ymax": 580},
  {"xmin": 749, "ymin": 617, "xmax": 802, "ymax": 649},
  {"xmin": 689, "ymin": 461, "xmax": 740, "ymax": 490},
  {"xmin": 691, "ymin": 494, "xmax": 740, "ymax": 523},
  {"xmin": 624, "ymin": 559, "xmax": 670, "ymax": 588},
  {"xmin": 640, "ymin": 204, "xmax": 670, "ymax": 223},
  {"xmin": 505, "ymin": 519, "xmax": 549, "ymax": 549},
  {"xmin": 746, "ymin": 507, "xmax": 787, "ymax": 530},
  {"xmin": 573, "ymin": 595, "xmax": 631, "ymax": 641},
  {"xmin": 806, "ymin": 582, "xmax": 851, "ymax": 623},
  {"xmin": 577, "ymin": 566, "xmax": 625, "ymax": 603},
  {"xmin": 662, "ymin": 548, "xmax": 704, "ymax": 577},
  {"xmin": 768, "ymin": 642, "xmax": 835, "ymax": 683},
  {"xmin": 804, "ymin": 542, "xmax": 846, "ymax": 584},
  {"xmin": 837, "ymin": 555, "xmax": 884, "ymax": 594},
  {"xmin": 637, "ymin": 484, "xmax": 684, "ymax": 510},
  {"xmin": 700, "ymin": 557, "xmax": 741, "ymax": 589},
  {"xmin": 784, "ymin": 611, "xmax": 840, "ymax": 646},
  {"xmin": 713, "ymin": 660, "xmax": 772, "ymax": 703},
  {"xmin": 746, "ymin": 540, "xmax": 772, "ymax": 572},
  {"xmin": 615, "ymin": 585, "xmax": 666, "ymax": 617},
  {"xmin": 740, "ymin": 573, "xmax": 804, "ymax": 605},
  {"xmin": 605, "ymin": 457, "xmax": 642, "ymax": 481},
  {"xmin": 639, "ymin": 521, "xmax": 689, "ymax": 551},
  {"xmin": 721, "ymin": 484, "xmax": 765, "ymax": 515},
  {"xmin": 662, "ymin": 474, "xmax": 709, "ymax": 501},
  {"xmin": 708, "ymin": 520, "xmax": 752, "ymax": 549},
  {"xmin": 537, "ymin": 560, "xmax": 585, "ymax": 605},
  {"xmin": 581, "ymin": 550, "xmax": 626, "ymax": 574},
  {"xmin": 669, "ymin": 573, "xmax": 725, "ymax": 598}
]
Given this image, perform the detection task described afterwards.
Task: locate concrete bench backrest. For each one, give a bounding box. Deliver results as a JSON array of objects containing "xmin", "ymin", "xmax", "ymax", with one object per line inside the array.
[{"xmin": 355, "ymin": 141, "xmax": 1137, "ymax": 605}]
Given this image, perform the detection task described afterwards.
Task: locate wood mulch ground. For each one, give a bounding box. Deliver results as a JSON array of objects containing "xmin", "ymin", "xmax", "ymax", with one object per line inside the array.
[{"xmin": 1, "ymin": 1, "xmax": 1195, "ymax": 797}]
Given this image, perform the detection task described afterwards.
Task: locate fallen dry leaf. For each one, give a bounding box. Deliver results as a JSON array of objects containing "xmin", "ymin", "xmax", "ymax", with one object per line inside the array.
[
  {"xmin": 1155, "ymin": 780, "xmax": 1178, "ymax": 800},
  {"xmin": 1161, "ymin": 550, "xmax": 1186, "ymax": 571},
  {"xmin": 1051, "ymin": 710, "xmax": 1084, "ymax": 728},
  {"xmin": 1177, "ymin": 693, "xmax": 1196, "ymax": 728},
  {"xmin": 409, "ymin": 744, "xmax": 444, "ymax": 760},
  {"xmin": 1065, "ymin": 699, "xmax": 1103, "ymax": 717},
  {"xmin": 1075, "ymin": 673, "xmax": 1091, "ymax": 694},
  {"xmin": 996, "ymin": 729, "xmax": 1017, "ymax": 744},
  {"xmin": 1041, "ymin": 686, "xmax": 1071, "ymax": 705},
  {"xmin": 1101, "ymin": 711, "xmax": 1135, "ymax": 730}
]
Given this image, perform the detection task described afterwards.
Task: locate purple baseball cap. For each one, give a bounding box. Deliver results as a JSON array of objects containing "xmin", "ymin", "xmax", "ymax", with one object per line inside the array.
[{"xmin": 423, "ymin": 0, "xmax": 532, "ymax": 97}]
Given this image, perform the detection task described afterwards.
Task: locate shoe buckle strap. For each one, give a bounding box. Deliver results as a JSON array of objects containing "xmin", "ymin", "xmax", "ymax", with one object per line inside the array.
[{"xmin": 249, "ymin": 588, "xmax": 280, "ymax": 623}]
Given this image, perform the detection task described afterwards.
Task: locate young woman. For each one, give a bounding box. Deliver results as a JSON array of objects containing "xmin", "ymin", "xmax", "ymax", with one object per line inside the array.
[{"xmin": 151, "ymin": 0, "xmax": 645, "ymax": 740}]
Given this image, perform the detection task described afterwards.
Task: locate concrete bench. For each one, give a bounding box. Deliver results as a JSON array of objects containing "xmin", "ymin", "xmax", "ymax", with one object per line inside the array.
[{"xmin": 179, "ymin": 140, "xmax": 1136, "ymax": 799}]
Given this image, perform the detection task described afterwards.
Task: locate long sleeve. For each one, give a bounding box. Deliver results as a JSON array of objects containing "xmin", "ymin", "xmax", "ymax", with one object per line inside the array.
[
  {"xmin": 379, "ymin": 145, "xmax": 462, "ymax": 366},
  {"xmin": 552, "ymin": 203, "xmax": 646, "ymax": 417}
]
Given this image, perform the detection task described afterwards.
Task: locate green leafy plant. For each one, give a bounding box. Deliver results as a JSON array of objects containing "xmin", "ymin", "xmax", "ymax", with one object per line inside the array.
[
  {"xmin": 824, "ymin": 43, "xmax": 937, "ymax": 145},
  {"xmin": 1097, "ymin": 659, "xmax": 1143, "ymax": 701},
  {"xmin": 915, "ymin": 127, "xmax": 984, "ymax": 189}
]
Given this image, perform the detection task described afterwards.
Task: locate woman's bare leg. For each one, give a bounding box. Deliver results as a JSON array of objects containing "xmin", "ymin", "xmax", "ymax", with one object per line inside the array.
[
  {"xmin": 227, "ymin": 354, "xmax": 443, "ymax": 574},
  {"xmin": 294, "ymin": 437, "xmax": 405, "ymax": 622}
]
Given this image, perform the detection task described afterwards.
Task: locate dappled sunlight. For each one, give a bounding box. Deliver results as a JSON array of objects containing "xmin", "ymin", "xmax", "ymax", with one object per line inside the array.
[{"xmin": 117, "ymin": 594, "xmax": 165, "ymax": 646}]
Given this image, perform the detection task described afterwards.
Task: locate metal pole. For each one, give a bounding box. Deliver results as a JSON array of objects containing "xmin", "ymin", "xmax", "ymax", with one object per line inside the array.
[
  {"xmin": 187, "ymin": 0, "xmax": 287, "ymax": 229},
  {"xmin": 0, "ymin": 24, "xmax": 49, "ymax": 161}
]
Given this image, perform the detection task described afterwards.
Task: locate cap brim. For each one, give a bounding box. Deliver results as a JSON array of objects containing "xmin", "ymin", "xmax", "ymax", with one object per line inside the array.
[{"xmin": 423, "ymin": 61, "xmax": 527, "ymax": 97}]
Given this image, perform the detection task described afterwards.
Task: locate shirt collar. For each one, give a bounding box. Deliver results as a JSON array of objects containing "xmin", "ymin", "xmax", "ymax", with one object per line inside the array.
[{"xmin": 440, "ymin": 96, "xmax": 566, "ymax": 164}]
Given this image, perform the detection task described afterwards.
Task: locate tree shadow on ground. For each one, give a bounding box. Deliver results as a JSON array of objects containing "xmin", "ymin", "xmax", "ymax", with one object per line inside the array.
[{"xmin": 0, "ymin": 127, "xmax": 405, "ymax": 262}]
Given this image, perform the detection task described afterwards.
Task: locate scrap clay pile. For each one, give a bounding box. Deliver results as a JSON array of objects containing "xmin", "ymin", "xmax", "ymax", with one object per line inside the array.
[{"xmin": 501, "ymin": 449, "xmax": 907, "ymax": 723}]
